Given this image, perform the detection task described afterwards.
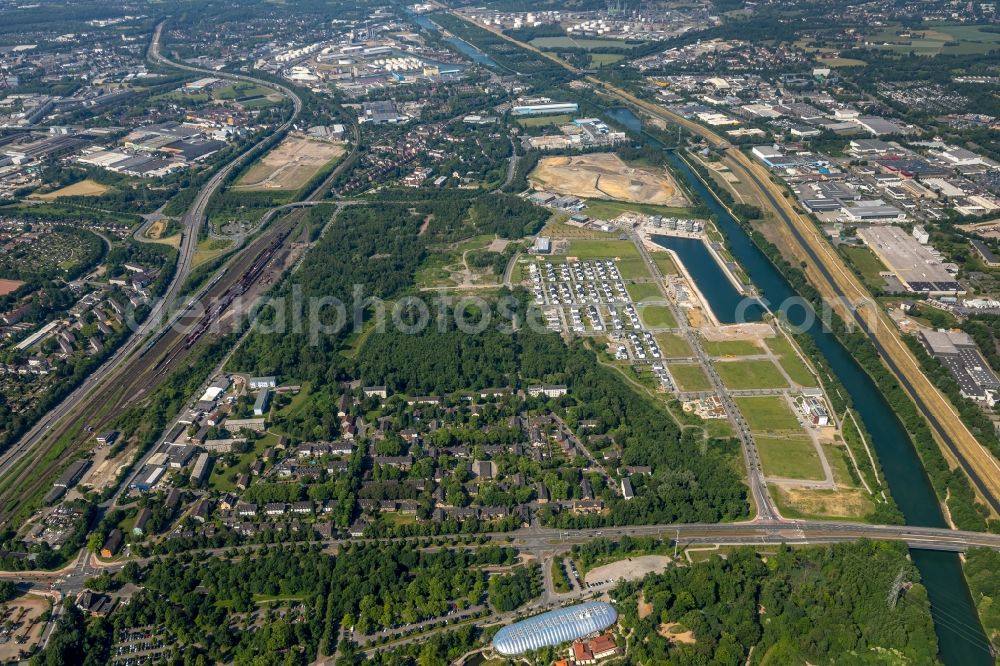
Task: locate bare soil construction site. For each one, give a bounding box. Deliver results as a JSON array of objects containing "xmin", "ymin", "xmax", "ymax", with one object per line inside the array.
[
  {"xmin": 529, "ymin": 153, "xmax": 689, "ymax": 207},
  {"xmin": 234, "ymin": 134, "xmax": 345, "ymax": 191}
]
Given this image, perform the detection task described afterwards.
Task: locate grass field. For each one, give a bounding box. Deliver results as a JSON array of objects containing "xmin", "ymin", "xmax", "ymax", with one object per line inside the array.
[
  {"xmin": 670, "ymin": 363, "xmax": 712, "ymax": 391},
  {"xmin": 656, "ymin": 333, "xmax": 692, "ymax": 357},
  {"xmin": 867, "ymin": 24, "xmax": 1000, "ymax": 55},
  {"xmin": 583, "ymin": 198, "xmax": 694, "ymax": 221},
  {"xmin": 734, "ymin": 396, "xmax": 800, "ymax": 432},
  {"xmin": 651, "ymin": 252, "xmax": 679, "ymax": 276},
  {"xmin": 715, "ymin": 359, "xmax": 788, "ymax": 390},
  {"xmin": 590, "ymin": 53, "xmax": 625, "ymax": 67},
  {"xmin": 765, "ymin": 336, "xmax": 817, "ymax": 387},
  {"xmin": 701, "ymin": 338, "xmax": 761, "ymax": 357},
  {"xmin": 530, "ymin": 36, "xmax": 643, "ymax": 50},
  {"xmin": 541, "ymin": 218, "xmax": 616, "ymax": 239},
  {"xmin": 756, "ymin": 435, "xmax": 824, "ymax": 480},
  {"xmin": 626, "ymin": 282, "xmax": 664, "ymax": 302},
  {"xmin": 841, "ymin": 245, "xmax": 887, "ymax": 290},
  {"xmin": 638, "ymin": 305, "xmax": 677, "ymax": 328},
  {"xmin": 193, "ymin": 238, "xmax": 233, "ymax": 267},
  {"xmin": 517, "ymin": 114, "xmax": 573, "ymax": 127}
]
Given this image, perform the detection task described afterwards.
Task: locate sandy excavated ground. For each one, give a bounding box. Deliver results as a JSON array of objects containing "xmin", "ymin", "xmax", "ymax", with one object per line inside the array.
[
  {"xmin": 584, "ymin": 554, "xmax": 671, "ymax": 585},
  {"xmin": 0, "ymin": 594, "xmax": 49, "ymax": 662},
  {"xmin": 32, "ymin": 179, "xmax": 109, "ymax": 200},
  {"xmin": 530, "ymin": 153, "xmax": 689, "ymax": 207},
  {"xmin": 235, "ymin": 135, "xmax": 345, "ymax": 191}
]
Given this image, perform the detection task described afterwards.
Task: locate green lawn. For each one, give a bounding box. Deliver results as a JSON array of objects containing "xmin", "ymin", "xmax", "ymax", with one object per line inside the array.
[
  {"xmin": 531, "ymin": 36, "xmax": 644, "ymax": 50},
  {"xmin": 734, "ymin": 396, "xmax": 800, "ymax": 432},
  {"xmin": 756, "ymin": 435, "xmax": 824, "ymax": 480},
  {"xmin": 651, "ymin": 252, "xmax": 678, "ymax": 276},
  {"xmin": 517, "ymin": 114, "xmax": 573, "ymax": 127},
  {"xmin": 638, "ymin": 305, "xmax": 677, "ymax": 328},
  {"xmin": 765, "ymin": 337, "xmax": 817, "ymax": 387},
  {"xmin": 715, "ymin": 360, "xmax": 789, "ymax": 390},
  {"xmin": 590, "ymin": 53, "xmax": 625, "ymax": 67},
  {"xmin": 208, "ymin": 434, "xmax": 277, "ymax": 493},
  {"xmin": 583, "ymin": 198, "xmax": 695, "ymax": 221},
  {"xmin": 656, "ymin": 333, "xmax": 692, "ymax": 358},
  {"xmin": 701, "ymin": 338, "xmax": 762, "ymax": 357},
  {"xmin": 841, "ymin": 245, "xmax": 887, "ymax": 290},
  {"xmin": 626, "ymin": 282, "xmax": 663, "ymax": 303},
  {"xmin": 670, "ymin": 363, "xmax": 712, "ymax": 391}
]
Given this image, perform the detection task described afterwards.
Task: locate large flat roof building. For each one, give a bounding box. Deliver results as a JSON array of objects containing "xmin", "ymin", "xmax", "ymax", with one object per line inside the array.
[
  {"xmin": 857, "ymin": 226, "xmax": 964, "ymax": 295},
  {"xmin": 920, "ymin": 329, "xmax": 1000, "ymax": 401}
]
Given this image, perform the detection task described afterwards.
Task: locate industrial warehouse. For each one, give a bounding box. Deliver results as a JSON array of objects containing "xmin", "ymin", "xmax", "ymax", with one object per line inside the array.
[{"xmin": 491, "ymin": 602, "xmax": 618, "ymax": 656}]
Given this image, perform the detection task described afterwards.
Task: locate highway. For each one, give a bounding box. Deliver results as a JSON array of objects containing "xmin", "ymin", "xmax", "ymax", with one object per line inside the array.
[{"xmin": 0, "ymin": 22, "xmax": 307, "ymax": 522}]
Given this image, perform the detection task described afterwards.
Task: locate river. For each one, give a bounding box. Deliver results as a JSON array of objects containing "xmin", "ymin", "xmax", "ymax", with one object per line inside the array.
[
  {"xmin": 606, "ymin": 106, "xmax": 992, "ymax": 665},
  {"xmin": 408, "ymin": 12, "xmax": 501, "ymax": 69}
]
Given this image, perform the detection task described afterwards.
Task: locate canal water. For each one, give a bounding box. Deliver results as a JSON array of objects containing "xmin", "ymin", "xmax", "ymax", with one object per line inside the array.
[
  {"xmin": 409, "ymin": 12, "xmax": 502, "ymax": 69},
  {"xmin": 606, "ymin": 106, "xmax": 992, "ymax": 664}
]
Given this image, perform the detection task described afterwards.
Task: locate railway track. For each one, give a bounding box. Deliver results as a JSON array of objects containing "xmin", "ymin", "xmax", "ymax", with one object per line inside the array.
[{"xmin": 0, "ymin": 24, "xmax": 362, "ymax": 526}]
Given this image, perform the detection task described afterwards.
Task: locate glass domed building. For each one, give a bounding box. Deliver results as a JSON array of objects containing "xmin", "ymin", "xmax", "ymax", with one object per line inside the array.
[{"xmin": 491, "ymin": 602, "xmax": 617, "ymax": 656}]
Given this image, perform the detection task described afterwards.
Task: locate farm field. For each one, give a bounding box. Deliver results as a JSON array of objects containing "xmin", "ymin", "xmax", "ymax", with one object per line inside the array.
[
  {"xmin": 867, "ymin": 24, "xmax": 1000, "ymax": 55},
  {"xmin": 530, "ymin": 153, "xmax": 689, "ymax": 207},
  {"xmin": 234, "ymin": 135, "xmax": 345, "ymax": 192},
  {"xmin": 583, "ymin": 198, "xmax": 693, "ymax": 221},
  {"xmin": 734, "ymin": 395, "xmax": 800, "ymax": 432},
  {"xmin": 715, "ymin": 359, "xmax": 788, "ymax": 390}
]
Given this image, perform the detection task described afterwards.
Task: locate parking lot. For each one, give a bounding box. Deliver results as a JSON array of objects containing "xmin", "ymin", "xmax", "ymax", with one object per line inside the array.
[{"xmin": 110, "ymin": 628, "xmax": 167, "ymax": 666}]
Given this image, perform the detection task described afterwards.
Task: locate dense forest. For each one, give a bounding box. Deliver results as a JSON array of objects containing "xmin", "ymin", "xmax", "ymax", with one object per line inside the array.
[{"xmin": 613, "ymin": 541, "xmax": 940, "ymax": 665}]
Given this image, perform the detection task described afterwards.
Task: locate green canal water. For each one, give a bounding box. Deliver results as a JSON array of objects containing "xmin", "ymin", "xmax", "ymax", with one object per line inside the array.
[{"xmin": 605, "ymin": 106, "xmax": 993, "ymax": 664}]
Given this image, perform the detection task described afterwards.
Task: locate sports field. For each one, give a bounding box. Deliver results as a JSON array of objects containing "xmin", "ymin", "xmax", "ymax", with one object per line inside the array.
[
  {"xmin": 530, "ymin": 153, "xmax": 689, "ymax": 207},
  {"xmin": 234, "ymin": 135, "xmax": 345, "ymax": 191}
]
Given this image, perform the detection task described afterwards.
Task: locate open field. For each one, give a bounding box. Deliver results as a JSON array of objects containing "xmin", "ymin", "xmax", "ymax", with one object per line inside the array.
[
  {"xmin": 540, "ymin": 217, "xmax": 616, "ymax": 238},
  {"xmin": 670, "ymin": 363, "xmax": 712, "ymax": 391},
  {"xmin": 193, "ymin": 238, "xmax": 233, "ymax": 268},
  {"xmin": 656, "ymin": 333, "xmax": 692, "ymax": 357},
  {"xmin": 651, "ymin": 251, "xmax": 679, "ymax": 275},
  {"xmin": 583, "ymin": 198, "xmax": 693, "ymax": 221},
  {"xmin": 867, "ymin": 24, "xmax": 1000, "ymax": 55},
  {"xmin": 626, "ymin": 282, "xmax": 663, "ymax": 303},
  {"xmin": 841, "ymin": 245, "xmax": 887, "ymax": 291},
  {"xmin": 234, "ymin": 135, "xmax": 345, "ymax": 191},
  {"xmin": 701, "ymin": 338, "xmax": 761, "ymax": 357},
  {"xmin": 590, "ymin": 53, "xmax": 626, "ymax": 67},
  {"xmin": 530, "ymin": 36, "xmax": 643, "ymax": 49},
  {"xmin": 772, "ymin": 485, "xmax": 874, "ymax": 520},
  {"xmin": 530, "ymin": 153, "xmax": 689, "ymax": 207},
  {"xmin": 584, "ymin": 555, "xmax": 670, "ymax": 585},
  {"xmin": 517, "ymin": 113, "xmax": 573, "ymax": 127},
  {"xmin": 765, "ymin": 336, "xmax": 817, "ymax": 387},
  {"xmin": 734, "ymin": 396, "xmax": 800, "ymax": 432},
  {"xmin": 715, "ymin": 359, "xmax": 788, "ymax": 390},
  {"xmin": 638, "ymin": 304, "xmax": 677, "ymax": 328},
  {"xmin": 31, "ymin": 179, "xmax": 110, "ymax": 200},
  {"xmin": 756, "ymin": 435, "xmax": 824, "ymax": 480},
  {"xmin": 0, "ymin": 278, "xmax": 25, "ymax": 296}
]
